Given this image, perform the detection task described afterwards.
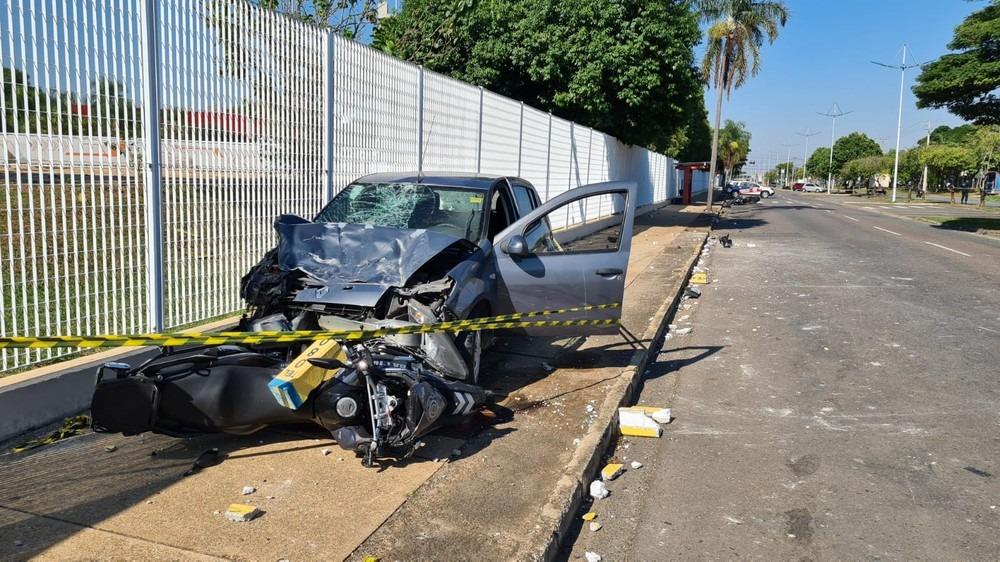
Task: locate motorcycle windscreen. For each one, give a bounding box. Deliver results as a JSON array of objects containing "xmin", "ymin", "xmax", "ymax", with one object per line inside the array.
[{"xmin": 492, "ymin": 181, "xmax": 636, "ymax": 336}]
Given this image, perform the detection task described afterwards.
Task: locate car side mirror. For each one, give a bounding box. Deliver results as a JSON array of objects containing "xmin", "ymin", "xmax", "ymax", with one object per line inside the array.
[{"xmin": 504, "ymin": 234, "xmax": 530, "ymax": 257}]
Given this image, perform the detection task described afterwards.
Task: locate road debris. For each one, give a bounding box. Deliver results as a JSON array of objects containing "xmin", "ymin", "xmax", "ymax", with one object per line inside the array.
[
  {"xmin": 589, "ymin": 480, "xmax": 610, "ymax": 500},
  {"xmin": 631, "ymin": 460, "xmax": 643, "ymax": 469},
  {"xmin": 582, "ymin": 512, "xmax": 598, "ymax": 521},
  {"xmin": 10, "ymin": 415, "xmax": 91, "ymax": 453},
  {"xmin": 589, "ymin": 522, "xmax": 603, "ymax": 532},
  {"xmin": 684, "ymin": 285, "xmax": 702, "ymax": 298},
  {"xmin": 619, "ymin": 407, "xmax": 662, "ymax": 438},
  {"xmin": 690, "ymin": 272, "xmax": 710, "ymax": 284},
  {"xmin": 650, "ymin": 407, "xmax": 672, "ymax": 424},
  {"xmin": 241, "ymin": 486, "xmax": 256, "ymax": 496},
  {"xmin": 585, "ymin": 551, "xmax": 603, "ymax": 562},
  {"xmin": 601, "ymin": 463, "xmax": 624, "ymax": 481},
  {"xmin": 224, "ymin": 503, "xmax": 261, "ymax": 522},
  {"xmin": 719, "ymin": 234, "xmax": 733, "ymax": 248},
  {"xmin": 104, "ymin": 445, "xmax": 117, "ymax": 453},
  {"xmin": 673, "ymin": 327, "xmax": 692, "ymax": 336},
  {"xmin": 183, "ymin": 448, "xmax": 225, "ymax": 477},
  {"xmin": 322, "ymin": 448, "xmax": 331, "ymax": 456}
]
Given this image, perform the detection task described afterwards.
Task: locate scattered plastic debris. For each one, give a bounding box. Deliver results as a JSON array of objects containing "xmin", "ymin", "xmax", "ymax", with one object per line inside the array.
[
  {"xmin": 674, "ymin": 327, "xmax": 692, "ymax": 336},
  {"xmin": 183, "ymin": 448, "xmax": 225, "ymax": 477},
  {"xmin": 224, "ymin": 503, "xmax": 261, "ymax": 522},
  {"xmin": 322, "ymin": 448, "xmax": 331, "ymax": 456},
  {"xmin": 589, "ymin": 522, "xmax": 603, "ymax": 532},
  {"xmin": 631, "ymin": 460, "xmax": 643, "ymax": 469},
  {"xmin": 104, "ymin": 445, "xmax": 117, "ymax": 453},
  {"xmin": 651, "ymin": 408, "xmax": 672, "ymax": 424},
  {"xmin": 679, "ymin": 315, "xmax": 690, "ymax": 321},
  {"xmin": 582, "ymin": 512, "xmax": 598, "ymax": 521},
  {"xmin": 585, "ymin": 552, "xmax": 603, "ymax": 562},
  {"xmin": 618, "ymin": 407, "xmax": 662, "ymax": 438},
  {"xmin": 690, "ymin": 272, "xmax": 710, "ymax": 284},
  {"xmin": 746, "ymin": 243, "xmax": 757, "ymax": 248},
  {"xmin": 10, "ymin": 415, "xmax": 91, "ymax": 453},
  {"xmin": 362, "ymin": 556, "xmax": 380, "ymax": 562},
  {"xmin": 719, "ymin": 234, "xmax": 733, "ymax": 248},
  {"xmin": 601, "ymin": 463, "xmax": 624, "ymax": 481},
  {"xmin": 589, "ymin": 480, "xmax": 609, "ymax": 500},
  {"xmin": 685, "ymin": 286, "xmax": 702, "ymax": 298},
  {"xmin": 241, "ymin": 486, "xmax": 256, "ymax": 496}
]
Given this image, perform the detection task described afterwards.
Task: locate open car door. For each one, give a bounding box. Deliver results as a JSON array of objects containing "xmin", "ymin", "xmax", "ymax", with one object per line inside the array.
[{"xmin": 492, "ymin": 181, "xmax": 636, "ymax": 335}]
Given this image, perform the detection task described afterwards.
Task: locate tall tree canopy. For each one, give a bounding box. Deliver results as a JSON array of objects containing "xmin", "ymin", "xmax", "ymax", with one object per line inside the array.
[
  {"xmin": 913, "ymin": 0, "xmax": 1000, "ymax": 125},
  {"xmin": 373, "ymin": 0, "xmax": 709, "ymax": 154},
  {"xmin": 716, "ymin": 119, "xmax": 751, "ymax": 181},
  {"xmin": 806, "ymin": 147, "xmax": 831, "ymax": 179},
  {"xmin": 698, "ymin": 0, "xmax": 788, "ymax": 209},
  {"xmin": 831, "ymin": 132, "xmax": 882, "ymax": 176}
]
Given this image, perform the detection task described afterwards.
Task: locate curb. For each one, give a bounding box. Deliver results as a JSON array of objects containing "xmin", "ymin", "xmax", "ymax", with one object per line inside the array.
[{"xmin": 535, "ymin": 228, "xmax": 710, "ymax": 561}]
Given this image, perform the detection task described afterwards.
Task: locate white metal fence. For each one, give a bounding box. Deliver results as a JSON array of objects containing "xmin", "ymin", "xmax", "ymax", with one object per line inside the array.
[{"xmin": 0, "ymin": 0, "xmax": 698, "ymax": 372}]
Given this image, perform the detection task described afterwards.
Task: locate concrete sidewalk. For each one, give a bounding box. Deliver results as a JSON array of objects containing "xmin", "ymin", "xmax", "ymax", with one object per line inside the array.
[{"xmin": 0, "ymin": 205, "xmax": 708, "ymax": 562}]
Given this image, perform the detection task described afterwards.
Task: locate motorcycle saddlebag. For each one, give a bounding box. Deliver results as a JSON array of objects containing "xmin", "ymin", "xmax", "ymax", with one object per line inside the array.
[{"xmin": 91, "ymin": 368, "xmax": 159, "ymax": 435}]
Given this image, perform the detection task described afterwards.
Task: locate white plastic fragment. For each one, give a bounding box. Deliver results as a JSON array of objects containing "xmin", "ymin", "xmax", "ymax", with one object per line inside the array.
[
  {"xmin": 589, "ymin": 521, "xmax": 603, "ymax": 532},
  {"xmin": 651, "ymin": 408, "xmax": 672, "ymax": 424},
  {"xmin": 585, "ymin": 552, "xmax": 603, "ymax": 562},
  {"xmin": 241, "ymin": 486, "xmax": 256, "ymax": 496},
  {"xmin": 589, "ymin": 480, "xmax": 609, "ymax": 500},
  {"xmin": 674, "ymin": 327, "xmax": 692, "ymax": 336},
  {"xmin": 631, "ymin": 460, "xmax": 643, "ymax": 469},
  {"xmin": 321, "ymin": 448, "xmax": 331, "ymax": 456}
]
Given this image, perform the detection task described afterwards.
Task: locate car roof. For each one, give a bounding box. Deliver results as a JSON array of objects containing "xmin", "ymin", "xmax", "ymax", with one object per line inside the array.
[{"xmin": 353, "ymin": 172, "xmax": 525, "ymax": 191}]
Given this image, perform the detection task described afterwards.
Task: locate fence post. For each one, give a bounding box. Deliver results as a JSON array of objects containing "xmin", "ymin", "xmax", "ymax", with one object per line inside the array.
[
  {"xmin": 139, "ymin": 0, "xmax": 163, "ymax": 333},
  {"xmin": 516, "ymin": 102, "xmax": 524, "ymax": 177},
  {"xmin": 417, "ymin": 65, "xmax": 424, "ymax": 172},
  {"xmin": 476, "ymin": 86, "xmax": 484, "ymax": 174},
  {"xmin": 322, "ymin": 31, "xmax": 336, "ymax": 202},
  {"xmin": 544, "ymin": 111, "xmax": 552, "ymax": 201}
]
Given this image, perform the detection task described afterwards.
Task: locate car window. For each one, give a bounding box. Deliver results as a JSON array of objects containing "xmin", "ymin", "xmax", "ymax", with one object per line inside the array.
[
  {"xmin": 512, "ymin": 184, "xmax": 537, "ymax": 216},
  {"xmin": 523, "ymin": 191, "xmax": 627, "ymax": 254},
  {"xmin": 315, "ymin": 182, "xmax": 486, "ymax": 241}
]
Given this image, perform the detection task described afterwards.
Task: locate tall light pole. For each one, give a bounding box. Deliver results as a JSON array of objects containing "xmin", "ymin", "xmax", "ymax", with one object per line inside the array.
[
  {"xmin": 781, "ymin": 143, "xmax": 795, "ymax": 187},
  {"xmin": 818, "ymin": 103, "xmax": 853, "ymax": 193},
  {"xmin": 920, "ymin": 121, "xmax": 932, "ymax": 196},
  {"xmin": 797, "ymin": 128, "xmax": 821, "ymax": 181},
  {"xmin": 873, "ymin": 45, "xmax": 922, "ymax": 202}
]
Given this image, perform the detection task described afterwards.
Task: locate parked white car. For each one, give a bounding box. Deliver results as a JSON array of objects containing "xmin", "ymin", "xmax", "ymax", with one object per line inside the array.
[
  {"xmin": 760, "ymin": 185, "xmax": 775, "ymax": 198},
  {"xmin": 803, "ymin": 183, "xmax": 824, "ymax": 193}
]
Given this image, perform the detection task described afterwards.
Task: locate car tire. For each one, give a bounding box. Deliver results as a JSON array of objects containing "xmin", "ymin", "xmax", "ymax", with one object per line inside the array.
[
  {"xmin": 455, "ymin": 305, "xmax": 489, "ymax": 385},
  {"xmin": 762, "ymin": 191, "xmax": 770, "ymax": 198}
]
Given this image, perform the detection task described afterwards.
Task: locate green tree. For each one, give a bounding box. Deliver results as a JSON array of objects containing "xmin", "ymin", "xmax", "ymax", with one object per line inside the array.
[
  {"xmin": 805, "ymin": 147, "xmax": 831, "ymax": 179},
  {"xmin": 374, "ymin": 0, "xmax": 709, "ymax": 154},
  {"xmin": 930, "ymin": 124, "xmax": 979, "ymax": 146},
  {"xmin": 717, "ymin": 119, "xmax": 750, "ymax": 182},
  {"xmin": 699, "ymin": 0, "xmax": 789, "ymax": 210},
  {"xmin": 252, "ymin": 0, "xmax": 380, "ymax": 39},
  {"xmin": 920, "ymin": 144, "xmax": 978, "ymax": 188},
  {"xmin": 913, "ymin": 0, "xmax": 1000, "ymax": 124},
  {"xmin": 841, "ymin": 155, "xmax": 890, "ymax": 193},
  {"xmin": 2, "ymin": 68, "xmax": 52, "ymax": 133},
  {"xmin": 830, "ymin": 132, "xmax": 882, "ymax": 177}
]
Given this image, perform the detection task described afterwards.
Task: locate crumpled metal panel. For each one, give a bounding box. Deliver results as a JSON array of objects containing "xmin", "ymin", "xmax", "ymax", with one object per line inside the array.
[{"xmin": 273, "ymin": 214, "xmax": 467, "ymax": 289}]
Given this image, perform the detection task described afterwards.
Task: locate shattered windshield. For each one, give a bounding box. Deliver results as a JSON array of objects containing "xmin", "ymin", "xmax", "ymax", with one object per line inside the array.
[{"xmin": 315, "ymin": 182, "xmax": 487, "ymax": 241}]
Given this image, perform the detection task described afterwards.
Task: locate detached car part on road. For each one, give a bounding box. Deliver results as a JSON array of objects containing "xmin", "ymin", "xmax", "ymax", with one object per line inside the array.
[{"xmin": 92, "ymin": 174, "xmax": 636, "ymax": 466}]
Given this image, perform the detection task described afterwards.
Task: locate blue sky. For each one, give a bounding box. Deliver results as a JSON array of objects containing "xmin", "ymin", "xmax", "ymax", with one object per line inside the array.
[{"xmin": 705, "ymin": 0, "xmax": 983, "ymax": 173}]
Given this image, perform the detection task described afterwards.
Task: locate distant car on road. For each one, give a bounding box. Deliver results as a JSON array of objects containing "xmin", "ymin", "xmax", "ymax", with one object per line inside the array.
[
  {"xmin": 792, "ymin": 182, "xmax": 823, "ymax": 192},
  {"xmin": 759, "ymin": 185, "xmax": 775, "ymax": 198}
]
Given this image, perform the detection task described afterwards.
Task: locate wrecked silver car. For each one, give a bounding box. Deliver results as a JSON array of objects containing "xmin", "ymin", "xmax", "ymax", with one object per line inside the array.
[{"xmin": 91, "ymin": 173, "xmax": 636, "ymax": 466}]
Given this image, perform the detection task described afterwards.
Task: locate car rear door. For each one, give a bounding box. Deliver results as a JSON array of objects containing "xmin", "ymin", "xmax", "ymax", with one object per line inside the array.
[{"xmin": 491, "ymin": 181, "xmax": 636, "ymax": 335}]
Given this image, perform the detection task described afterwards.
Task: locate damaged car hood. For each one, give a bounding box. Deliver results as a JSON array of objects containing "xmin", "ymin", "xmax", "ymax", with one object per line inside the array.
[{"xmin": 273, "ymin": 215, "xmax": 473, "ymax": 306}]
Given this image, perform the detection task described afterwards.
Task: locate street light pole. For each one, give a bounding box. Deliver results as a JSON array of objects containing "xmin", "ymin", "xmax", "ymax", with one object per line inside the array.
[
  {"xmin": 873, "ymin": 44, "xmax": 922, "ymax": 203},
  {"xmin": 797, "ymin": 128, "xmax": 821, "ymax": 181},
  {"xmin": 921, "ymin": 121, "xmax": 932, "ymax": 196},
  {"xmin": 818, "ymin": 103, "xmax": 853, "ymax": 194}
]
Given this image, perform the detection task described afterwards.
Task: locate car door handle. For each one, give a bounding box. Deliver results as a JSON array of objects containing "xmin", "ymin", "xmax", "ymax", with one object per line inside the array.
[{"xmin": 595, "ymin": 268, "xmax": 623, "ymax": 277}]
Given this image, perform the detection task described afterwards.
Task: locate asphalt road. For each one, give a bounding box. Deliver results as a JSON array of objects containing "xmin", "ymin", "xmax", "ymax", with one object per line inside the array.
[{"xmin": 563, "ymin": 191, "xmax": 1000, "ymax": 561}]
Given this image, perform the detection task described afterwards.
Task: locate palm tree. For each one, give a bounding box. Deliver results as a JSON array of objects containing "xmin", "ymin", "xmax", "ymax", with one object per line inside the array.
[{"xmin": 699, "ymin": 0, "xmax": 789, "ymax": 210}]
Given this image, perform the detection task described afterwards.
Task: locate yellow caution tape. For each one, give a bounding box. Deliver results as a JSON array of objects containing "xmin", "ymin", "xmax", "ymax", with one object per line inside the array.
[{"xmin": 0, "ymin": 304, "xmax": 621, "ymax": 349}]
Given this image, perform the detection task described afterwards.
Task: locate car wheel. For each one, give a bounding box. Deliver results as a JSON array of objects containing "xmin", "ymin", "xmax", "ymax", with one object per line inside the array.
[
  {"xmin": 762, "ymin": 191, "xmax": 770, "ymax": 198},
  {"xmin": 455, "ymin": 329, "xmax": 482, "ymax": 385}
]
